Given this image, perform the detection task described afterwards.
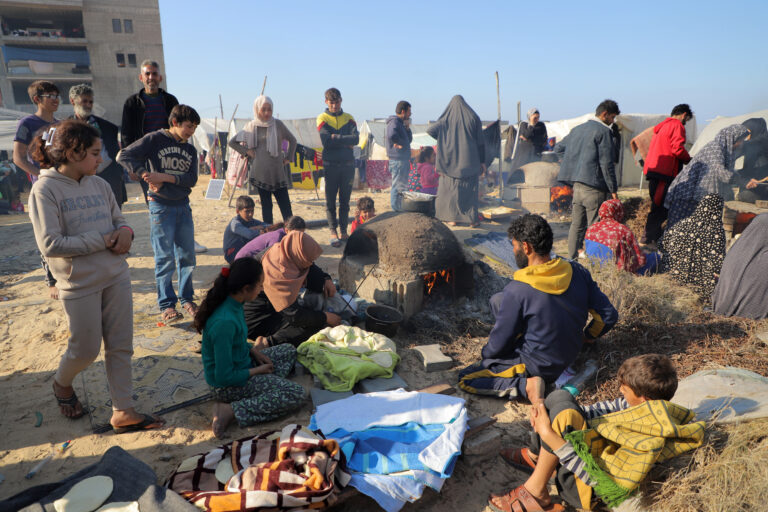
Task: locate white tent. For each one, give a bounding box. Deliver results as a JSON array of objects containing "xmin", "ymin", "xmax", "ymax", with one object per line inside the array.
[
  {"xmin": 542, "ymin": 113, "xmax": 697, "ymax": 187},
  {"xmin": 690, "ymin": 109, "xmax": 768, "ymax": 156},
  {"xmin": 192, "ymin": 117, "xmax": 234, "ymax": 155},
  {"xmin": 0, "ymin": 107, "xmax": 27, "ymax": 152},
  {"xmin": 225, "ymin": 117, "xmax": 321, "ymax": 160},
  {"xmin": 359, "ymin": 119, "xmax": 436, "ymax": 160}
]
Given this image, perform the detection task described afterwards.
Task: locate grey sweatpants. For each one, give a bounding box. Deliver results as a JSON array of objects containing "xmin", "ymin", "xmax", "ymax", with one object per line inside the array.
[
  {"xmin": 568, "ymin": 182, "xmax": 609, "ymax": 259},
  {"xmin": 56, "ymin": 278, "xmax": 134, "ymax": 410}
]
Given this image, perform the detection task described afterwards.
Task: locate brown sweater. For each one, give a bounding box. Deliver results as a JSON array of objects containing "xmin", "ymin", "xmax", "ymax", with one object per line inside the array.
[{"xmin": 228, "ymin": 119, "xmax": 297, "ymax": 191}]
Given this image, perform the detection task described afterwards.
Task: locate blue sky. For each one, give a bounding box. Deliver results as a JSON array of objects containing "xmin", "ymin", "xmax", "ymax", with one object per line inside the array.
[{"xmin": 158, "ymin": 1, "xmax": 767, "ymax": 129}]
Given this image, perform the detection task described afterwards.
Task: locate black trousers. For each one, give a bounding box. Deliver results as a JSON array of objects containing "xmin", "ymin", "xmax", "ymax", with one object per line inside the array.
[
  {"xmin": 644, "ymin": 178, "xmax": 670, "ymax": 243},
  {"xmin": 256, "ymin": 187, "xmax": 292, "ymax": 225},
  {"xmin": 324, "ymin": 161, "xmax": 354, "ymax": 233}
]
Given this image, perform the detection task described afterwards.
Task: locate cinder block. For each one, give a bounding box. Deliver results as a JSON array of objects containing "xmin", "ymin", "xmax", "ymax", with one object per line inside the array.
[
  {"xmin": 310, "ymin": 388, "xmax": 354, "ymax": 409},
  {"xmin": 357, "ymin": 372, "xmax": 409, "ymax": 393},
  {"xmin": 414, "ymin": 344, "xmax": 453, "ymax": 372},
  {"xmin": 463, "ymin": 428, "xmax": 501, "ymax": 456}
]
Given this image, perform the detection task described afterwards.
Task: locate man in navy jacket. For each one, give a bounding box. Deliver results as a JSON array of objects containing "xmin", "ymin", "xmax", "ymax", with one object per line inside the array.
[
  {"xmin": 458, "ymin": 214, "xmax": 617, "ymax": 403},
  {"xmin": 385, "ymin": 100, "xmax": 413, "ymax": 211}
]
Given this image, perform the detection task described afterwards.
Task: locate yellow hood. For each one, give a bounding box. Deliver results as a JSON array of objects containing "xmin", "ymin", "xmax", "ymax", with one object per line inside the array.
[{"xmin": 513, "ymin": 257, "xmax": 573, "ymax": 295}]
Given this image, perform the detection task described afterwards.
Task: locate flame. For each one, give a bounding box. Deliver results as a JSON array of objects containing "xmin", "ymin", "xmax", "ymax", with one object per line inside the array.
[
  {"xmin": 550, "ymin": 185, "xmax": 572, "ymax": 202},
  {"xmin": 424, "ymin": 269, "xmax": 453, "ymax": 295}
]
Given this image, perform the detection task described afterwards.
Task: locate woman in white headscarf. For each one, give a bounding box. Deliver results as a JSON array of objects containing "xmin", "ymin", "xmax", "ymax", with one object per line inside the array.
[{"xmin": 229, "ymin": 96, "xmax": 297, "ymax": 224}]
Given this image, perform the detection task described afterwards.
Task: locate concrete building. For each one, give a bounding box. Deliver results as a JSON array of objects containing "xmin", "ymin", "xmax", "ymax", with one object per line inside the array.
[{"xmin": 0, "ymin": 0, "xmax": 166, "ymax": 124}]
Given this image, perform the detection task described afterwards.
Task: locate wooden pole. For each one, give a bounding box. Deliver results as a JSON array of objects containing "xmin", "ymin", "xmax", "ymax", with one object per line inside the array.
[
  {"xmin": 218, "ymin": 94, "xmax": 224, "ymax": 119},
  {"xmin": 496, "ymin": 72, "xmax": 504, "ymax": 204},
  {"xmin": 261, "ymin": 76, "xmax": 267, "ymax": 96}
]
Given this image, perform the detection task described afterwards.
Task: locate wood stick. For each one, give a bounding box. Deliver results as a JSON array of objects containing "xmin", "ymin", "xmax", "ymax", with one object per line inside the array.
[{"xmin": 261, "ymin": 75, "xmax": 267, "ymax": 95}]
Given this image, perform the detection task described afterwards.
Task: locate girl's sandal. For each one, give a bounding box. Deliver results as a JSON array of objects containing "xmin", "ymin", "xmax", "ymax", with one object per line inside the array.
[{"xmin": 182, "ymin": 302, "xmax": 199, "ymax": 317}]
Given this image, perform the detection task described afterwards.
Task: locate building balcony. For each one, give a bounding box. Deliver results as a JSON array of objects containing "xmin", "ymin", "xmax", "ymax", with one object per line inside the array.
[
  {"xmin": 0, "ymin": 33, "xmax": 87, "ymax": 45},
  {"xmin": 0, "ymin": 1, "xmax": 83, "ymax": 9}
]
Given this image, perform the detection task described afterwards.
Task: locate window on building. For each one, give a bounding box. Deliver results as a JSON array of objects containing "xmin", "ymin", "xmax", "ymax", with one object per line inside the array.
[
  {"xmin": 116, "ymin": 53, "xmax": 125, "ymax": 67},
  {"xmin": 112, "ymin": 19, "xmax": 122, "ymax": 33},
  {"xmin": 124, "ymin": 19, "xmax": 133, "ymax": 33},
  {"xmin": 127, "ymin": 54, "xmax": 137, "ymax": 68}
]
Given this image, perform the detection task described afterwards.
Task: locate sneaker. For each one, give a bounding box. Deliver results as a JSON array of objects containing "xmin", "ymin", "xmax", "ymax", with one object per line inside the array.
[{"xmin": 194, "ymin": 241, "xmax": 207, "ymax": 253}]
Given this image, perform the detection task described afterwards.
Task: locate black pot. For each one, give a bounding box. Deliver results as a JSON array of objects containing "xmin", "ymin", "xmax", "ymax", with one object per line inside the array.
[
  {"xmin": 400, "ymin": 194, "xmax": 436, "ymax": 216},
  {"xmin": 365, "ymin": 304, "xmax": 403, "ymax": 337}
]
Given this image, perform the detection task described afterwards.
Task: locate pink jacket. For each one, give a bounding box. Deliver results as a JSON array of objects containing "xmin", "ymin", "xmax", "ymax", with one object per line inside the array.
[{"xmin": 418, "ymin": 162, "xmax": 439, "ymax": 188}]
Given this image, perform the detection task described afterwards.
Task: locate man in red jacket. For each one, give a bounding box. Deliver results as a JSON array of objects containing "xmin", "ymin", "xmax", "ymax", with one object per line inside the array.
[{"xmin": 642, "ymin": 104, "xmax": 693, "ymax": 245}]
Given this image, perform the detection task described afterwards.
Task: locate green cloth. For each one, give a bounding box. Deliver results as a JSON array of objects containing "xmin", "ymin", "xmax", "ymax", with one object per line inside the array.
[
  {"xmin": 202, "ymin": 296, "xmax": 252, "ymax": 388},
  {"xmin": 297, "ymin": 326, "xmax": 400, "ymax": 392}
]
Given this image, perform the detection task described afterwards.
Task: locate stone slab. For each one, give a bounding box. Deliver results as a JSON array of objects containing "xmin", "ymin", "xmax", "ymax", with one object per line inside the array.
[
  {"xmin": 310, "ymin": 388, "xmax": 354, "ymax": 409},
  {"xmin": 357, "ymin": 372, "xmax": 409, "ymax": 393},
  {"xmin": 756, "ymin": 331, "xmax": 768, "ymax": 343},
  {"xmin": 463, "ymin": 428, "xmax": 501, "ymax": 456},
  {"xmin": 413, "ymin": 344, "xmax": 454, "ymax": 372}
]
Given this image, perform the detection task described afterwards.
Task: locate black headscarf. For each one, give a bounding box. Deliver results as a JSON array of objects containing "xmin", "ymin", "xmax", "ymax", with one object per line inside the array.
[{"xmin": 426, "ymin": 95, "xmax": 485, "ymax": 179}]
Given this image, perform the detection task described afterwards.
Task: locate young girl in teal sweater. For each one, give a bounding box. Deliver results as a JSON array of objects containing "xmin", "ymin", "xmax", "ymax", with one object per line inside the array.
[{"xmin": 194, "ymin": 258, "xmax": 305, "ymax": 438}]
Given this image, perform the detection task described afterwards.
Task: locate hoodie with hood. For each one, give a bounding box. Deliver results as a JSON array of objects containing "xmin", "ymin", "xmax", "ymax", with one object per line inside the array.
[
  {"xmin": 385, "ymin": 115, "xmax": 413, "ymax": 160},
  {"xmin": 480, "ymin": 258, "xmax": 617, "ymax": 382},
  {"xmin": 29, "ymin": 169, "xmax": 130, "ymax": 299},
  {"xmin": 643, "ymin": 117, "xmax": 690, "ymax": 182}
]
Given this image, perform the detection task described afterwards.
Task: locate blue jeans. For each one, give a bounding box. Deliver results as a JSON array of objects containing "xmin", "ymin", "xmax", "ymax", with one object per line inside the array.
[
  {"xmin": 388, "ymin": 159, "xmax": 409, "ymax": 211},
  {"xmin": 148, "ymin": 201, "xmax": 196, "ymax": 310}
]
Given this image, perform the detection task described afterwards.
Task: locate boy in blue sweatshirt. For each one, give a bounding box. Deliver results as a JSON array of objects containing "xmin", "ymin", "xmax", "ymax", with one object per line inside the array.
[
  {"xmin": 117, "ymin": 104, "xmax": 200, "ymax": 321},
  {"xmin": 459, "ymin": 214, "xmax": 617, "ymax": 403},
  {"xmin": 223, "ymin": 195, "xmax": 263, "ymax": 263}
]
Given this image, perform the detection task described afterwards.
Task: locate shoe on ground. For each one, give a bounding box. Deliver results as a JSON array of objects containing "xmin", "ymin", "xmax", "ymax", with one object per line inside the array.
[{"xmin": 194, "ymin": 241, "xmax": 207, "ymax": 253}]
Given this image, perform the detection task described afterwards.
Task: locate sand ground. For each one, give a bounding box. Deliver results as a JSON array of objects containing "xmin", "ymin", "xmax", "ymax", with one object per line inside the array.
[{"xmin": 1, "ymin": 176, "xmax": 577, "ymax": 510}]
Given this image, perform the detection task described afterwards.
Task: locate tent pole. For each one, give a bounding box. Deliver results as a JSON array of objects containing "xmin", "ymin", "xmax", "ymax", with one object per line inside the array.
[
  {"xmin": 496, "ymin": 71, "xmax": 503, "ymax": 205},
  {"xmin": 261, "ymin": 76, "xmax": 267, "ymax": 96},
  {"xmin": 219, "ymin": 94, "xmax": 224, "ymax": 119}
]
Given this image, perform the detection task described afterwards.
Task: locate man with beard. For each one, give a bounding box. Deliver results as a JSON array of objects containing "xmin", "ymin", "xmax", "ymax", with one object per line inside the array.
[
  {"xmin": 458, "ymin": 214, "xmax": 617, "ymax": 403},
  {"xmin": 69, "ymin": 84, "xmax": 126, "ymax": 207}
]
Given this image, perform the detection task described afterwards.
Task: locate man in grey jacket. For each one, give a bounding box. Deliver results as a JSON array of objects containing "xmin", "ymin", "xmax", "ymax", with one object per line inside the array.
[
  {"xmin": 386, "ymin": 100, "xmax": 413, "ymax": 211},
  {"xmin": 555, "ymin": 99, "xmax": 620, "ymax": 259}
]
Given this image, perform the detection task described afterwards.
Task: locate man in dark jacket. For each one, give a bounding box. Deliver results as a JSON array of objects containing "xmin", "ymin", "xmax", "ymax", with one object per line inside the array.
[
  {"xmin": 120, "ymin": 60, "xmax": 179, "ymax": 200},
  {"xmin": 69, "ymin": 84, "xmax": 127, "ymax": 207},
  {"xmin": 642, "ymin": 104, "xmax": 693, "ymax": 244},
  {"xmin": 385, "ymin": 100, "xmax": 413, "ymax": 211},
  {"xmin": 556, "ymin": 99, "xmax": 620, "ymax": 259},
  {"xmin": 458, "ymin": 214, "xmax": 617, "ymax": 403}
]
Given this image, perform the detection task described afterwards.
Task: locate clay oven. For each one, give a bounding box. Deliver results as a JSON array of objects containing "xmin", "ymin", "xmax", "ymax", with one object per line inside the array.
[
  {"xmin": 338, "ymin": 212, "xmax": 473, "ymax": 319},
  {"xmin": 503, "ymin": 161, "xmax": 573, "ymax": 214}
]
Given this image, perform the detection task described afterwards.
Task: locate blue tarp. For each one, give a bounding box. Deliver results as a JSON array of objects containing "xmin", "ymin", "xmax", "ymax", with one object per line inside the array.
[{"xmin": 2, "ymin": 46, "xmax": 89, "ymax": 66}]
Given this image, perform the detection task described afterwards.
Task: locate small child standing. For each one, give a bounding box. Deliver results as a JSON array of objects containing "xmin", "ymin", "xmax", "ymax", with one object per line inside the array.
[
  {"xmin": 350, "ymin": 196, "xmax": 375, "ymax": 233},
  {"xmin": 194, "ymin": 258, "xmax": 305, "ymax": 438},
  {"xmin": 28, "ymin": 120, "xmax": 163, "ymax": 432},
  {"xmin": 489, "ymin": 354, "xmax": 705, "ymax": 512},
  {"xmin": 118, "ymin": 104, "xmax": 200, "ymax": 322},
  {"xmin": 222, "ymin": 195, "xmax": 263, "ymax": 263},
  {"xmin": 417, "ymin": 147, "xmax": 438, "ymax": 195}
]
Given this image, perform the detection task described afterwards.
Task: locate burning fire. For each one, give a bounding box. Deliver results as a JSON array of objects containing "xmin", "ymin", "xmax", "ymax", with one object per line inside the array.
[
  {"xmin": 550, "ymin": 185, "xmax": 573, "ymax": 212},
  {"xmin": 424, "ymin": 269, "xmax": 453, "ymax": 295}
]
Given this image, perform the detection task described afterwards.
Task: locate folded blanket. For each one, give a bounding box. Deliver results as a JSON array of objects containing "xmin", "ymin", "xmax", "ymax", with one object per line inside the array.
[
  {"xmin": 298, "ymin": 326, "xmax": 400, "ymax": 391},
  {"xmin": 565, "ymin": 400, "xmax": 705, "ymax": 507},
  {"xmin": 168, "ymin": 424, "xmax": 350, "ymax": 511}
]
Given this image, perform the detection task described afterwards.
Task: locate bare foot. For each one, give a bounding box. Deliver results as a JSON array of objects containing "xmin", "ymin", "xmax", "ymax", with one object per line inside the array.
[
  {"xmin": 212, "ymin": 402, "xmax": 235, "ymax": 439},
  {"xmin": 53, "ymin": 380, "xmax": 85, "ymax": 418},
  {"xmin": 110, "ymin": 408, "xmax": 165, "ymax": 430},
  {"xmin": 446, "ymin": 221, "xmax": 457, "ymax": 227},
  {"xmin": 49, "ymin": 286, "xmax": 59, "ymax": 300}
]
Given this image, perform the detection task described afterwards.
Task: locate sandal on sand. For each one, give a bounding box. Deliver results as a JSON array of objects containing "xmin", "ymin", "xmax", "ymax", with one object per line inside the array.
[
  {"xmin": 162, "ymin": 307, "xmax": 183, "ymax": 322},
  {"xmin": 182, "ymin": 302, "xmax": 199, "ymax": 317},
  {"xmin": 500, "ymin": 447, "xmax": 537, "ymax": 474},
  {"xmin": 112, "ymin": 413, "xmax": 165, "ymax": 434},
  {"xmin": 489, "ymin": 485, "xmax": 564, "ymax": 512},
  {"xmin": 330, "ymin": 237, "xmax": 342, "ymax": 248},
  {"xmin": 53, "ymin": 384, "xmax": 86, "ymax": 419}
]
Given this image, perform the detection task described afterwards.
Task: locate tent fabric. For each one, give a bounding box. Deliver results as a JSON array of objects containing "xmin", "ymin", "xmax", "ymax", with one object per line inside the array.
[
  {"xmin": 690, "ymin": 109, "xmax": 768, "ymax": 156},
  {"xmin": 1, "ymin": 46, "xmax": 90, "ymax": 66},
  {"xmin": 0, "ymin": 109, "xmax": 25, "ymax": 151}
]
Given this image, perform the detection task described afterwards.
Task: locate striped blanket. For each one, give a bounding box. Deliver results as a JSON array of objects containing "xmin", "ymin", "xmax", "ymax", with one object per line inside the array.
[{"xmin": 167, "ymin": 424, "xmax": 351, "ymax": 511}]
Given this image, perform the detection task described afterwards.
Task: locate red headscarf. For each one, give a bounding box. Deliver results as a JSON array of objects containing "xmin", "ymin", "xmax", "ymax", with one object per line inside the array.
[{"xmin": 585, "ymin": 199, "xmax": 646, "ymax": 272}]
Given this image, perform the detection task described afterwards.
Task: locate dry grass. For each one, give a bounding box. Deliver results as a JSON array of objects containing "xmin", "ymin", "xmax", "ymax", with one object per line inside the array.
[{"xmin": 651, "ymin": 419, "xmax": 768, "ymax": 511}]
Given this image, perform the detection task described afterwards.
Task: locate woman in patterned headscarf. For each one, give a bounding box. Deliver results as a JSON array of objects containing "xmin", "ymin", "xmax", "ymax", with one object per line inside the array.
[
  {"xmin": 664, "ymin": 124, "xmax": 750, "ymax": 229},
  {"xmin": 584, "ymin": 199, "xmax": 660, "ymax": 274},
  {"xmin": 660, "ymin": 194, "xmax": 725, "ymax": 297}
]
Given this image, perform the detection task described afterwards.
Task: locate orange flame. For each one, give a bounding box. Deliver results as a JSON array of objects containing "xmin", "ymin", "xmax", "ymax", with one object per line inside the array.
[
  {"xmin": 550, "ymin": 185, "xmax": 572, "ymax": 203},
  {"xmin": 424, "ymin": 269, "xmax": 453, "ymax": 295}
]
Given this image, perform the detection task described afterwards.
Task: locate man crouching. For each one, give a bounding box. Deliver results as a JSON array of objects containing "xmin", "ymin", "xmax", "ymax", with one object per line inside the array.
[{"xmin": 458, "ymin": 214, "xmax": 618, "ymax": 404}]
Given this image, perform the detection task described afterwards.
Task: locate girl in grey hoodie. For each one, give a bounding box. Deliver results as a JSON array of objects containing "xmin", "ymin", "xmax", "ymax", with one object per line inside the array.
[{"xmin": 28, "ymin": 120, "xmax": 164, "ymax": 433}]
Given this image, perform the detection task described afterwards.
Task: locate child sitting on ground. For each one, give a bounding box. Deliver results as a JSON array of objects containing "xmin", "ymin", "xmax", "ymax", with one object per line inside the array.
[
  {"xmin": 489, "ymin": 354, "xmax": 705, "ymax": 512},
  {"xmin": 194, "ymin": 258, "xmax": 305, "ymax": 438},
  {"xmin": 417, "ymin": 146, "xmax": 438, "ymax": 195},
  {"xmin": 222, "ymin": 195, "xmax": 263, "ymax": 263},
  {"xmin": 235, "ymin": 215, "xmax": 306, "ymax": 260},
  {"xmin": 350, "ymin": 196, "xmax": 375, "ymax": 233}
]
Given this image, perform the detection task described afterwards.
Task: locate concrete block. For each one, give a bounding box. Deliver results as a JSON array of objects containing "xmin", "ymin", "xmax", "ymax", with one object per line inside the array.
[
  {"xmin": 310, "ymin": 388, "xmax": 354, "ymax": 409},
  {"xmin": 357, "ymin": 372, "xmax": 409, "ymax": 393},
  {"xmin": 463, "ymin": 428, "xmax": 501, "ymax": 456},
  {"xmin": 414, "ymin": 344, "xmax": 453, "ymax": 372},
  {"xmin": 756, "ymin": 331, "xmax": 768, "ymax": 343}
]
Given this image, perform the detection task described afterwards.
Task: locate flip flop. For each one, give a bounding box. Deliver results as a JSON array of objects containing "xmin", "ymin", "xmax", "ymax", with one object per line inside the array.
[
  {"xmin": 330, "ymin": 237, "xmax": 342, "ymax": 248},
  {"xmin": 500, "ymin": 447, "xmax": 537, "ymax": 474},
  {"xmin": 53, "ymin": 384, "xmax": 87, "ymax": 419},
  {"xmin": 112, "ymin": 413, "xmax": 165, "ymax": 434},
  {"xmin": 161, "ymin": 308, "xmax": 183, "ymax": 322},
  {"xmin": 182, "ymin": 302, "xmax": 199, "ymax": 317},
  {"xmin": 489, "ymin": 485, "xmax": 565, "ymax": 512}
]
